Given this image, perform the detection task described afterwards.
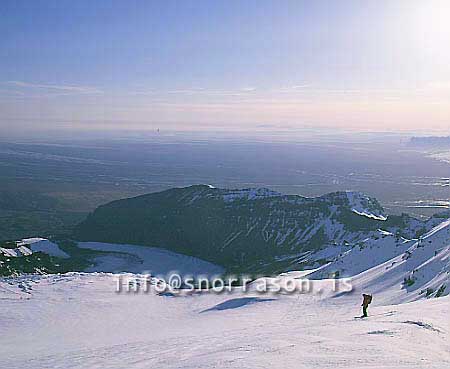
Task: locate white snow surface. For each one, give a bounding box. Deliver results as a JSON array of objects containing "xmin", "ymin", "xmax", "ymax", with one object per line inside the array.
[
  {"xmin": 310, "ymin": 232, "xmax": 415, "ymax": 279},
  {"xmin": 349, "ymin": 219, "xmax": 450, "ymax": 305},
  {"xmin": 78, "ymin": 241, "xmax": 224, "ymax": 276},
  {"xmin": 1, "ymin": 238, "xmax": 69, "ymax": 259},
  {"xmin": 346, "ymin": 191, "xmax": 388, "ymax": 221},
  {"xmin": 310, "ymin": 219, "xmax": 450, "ymax": 303},
  {"xmin": 352, "ymin": 208, "xmax": 387, "ymax": 221},
  {"xmin": 0, "ymin": 272, "xmax": 449, "ymax": 369},
  {"xmin": 221, "ymin": 188, "xmax": 282, "ymax": 202},
  {"xmin": 1, "ymin": 220, "xmax": 450, "ymax": 368},
  {"xmin": 18, "ymin": 238, "xmax": 70, "ymax": 259},
  {"xmin": 0, "ymin": 246, "xmax": 32, "ymax": 257}
]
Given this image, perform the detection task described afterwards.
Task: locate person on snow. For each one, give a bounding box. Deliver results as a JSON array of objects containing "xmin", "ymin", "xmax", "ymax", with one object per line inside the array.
[{"xmin": 361, "ymin": 293, "xmax": 372, "ymax": 317}]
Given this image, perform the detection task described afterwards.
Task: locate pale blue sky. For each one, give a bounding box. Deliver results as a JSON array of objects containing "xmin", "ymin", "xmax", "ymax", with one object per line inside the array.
[{"xmin": 1, "ymin": 0, "xmax": 450, "ymax": 135}]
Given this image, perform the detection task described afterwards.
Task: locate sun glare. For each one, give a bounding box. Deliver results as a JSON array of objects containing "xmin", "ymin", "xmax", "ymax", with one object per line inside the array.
[{"xmin": 413, "ymin": 0, "xmax": 450, "ymax": 46}]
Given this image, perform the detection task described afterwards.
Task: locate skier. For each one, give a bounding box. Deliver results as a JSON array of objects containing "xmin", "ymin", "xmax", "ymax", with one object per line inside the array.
[{"xmin": 361, "ymin": 293, "xmax": 372, "ymax": 317}]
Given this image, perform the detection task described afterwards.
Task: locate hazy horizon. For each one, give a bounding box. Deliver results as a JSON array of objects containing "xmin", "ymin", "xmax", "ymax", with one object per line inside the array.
[{"xmin": 2, "ymin": 0, "xmax": 450, "ymax": 137}]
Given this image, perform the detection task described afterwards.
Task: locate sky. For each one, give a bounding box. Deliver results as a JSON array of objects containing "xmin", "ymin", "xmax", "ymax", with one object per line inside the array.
[{"xmin": 1, "ymin": 0, "xmax": 450, "ymax": 136}]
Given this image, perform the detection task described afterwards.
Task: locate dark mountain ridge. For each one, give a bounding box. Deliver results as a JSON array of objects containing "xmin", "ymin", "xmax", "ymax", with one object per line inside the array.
[{"xmin": 73, "ymin": 185, "xmax": 438, "ymax": 272}]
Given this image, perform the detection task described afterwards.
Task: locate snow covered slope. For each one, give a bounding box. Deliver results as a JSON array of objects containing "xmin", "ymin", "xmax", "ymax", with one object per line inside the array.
[
  {"xmin": 308, "ymin": 229, "xmax": 414, "ymax": 278},
  {"xmin": 0, "ymin": 239, "xmax": 223, "ymax": 278},
  {"xmin": 0, "ymin": 238, "xmax": 69, "ymax": 259},
  {"xmin": 347, "ymin": 219, "xmax": 450, "ymax": 305},
  {"xmin": 78, "ymin": 241, "xmax": 224, "ymax": 276},
  {"xmin": 2, "ymin": 186, "xmax": 449, "ymax": 367},
  {"xmin": 19, "ymin": 238, "xmax": 70, "ymax": 258},
  {"xmin": 1, "ymin": 218, "xmax": 449, "ymax": 368},
  {"xmin": 0, "ymin": 273, "xmax": 449, "ymax": 369},
  {"xmin": 346, "ymin": 191, "xmax": 388, "ymax": 220}
]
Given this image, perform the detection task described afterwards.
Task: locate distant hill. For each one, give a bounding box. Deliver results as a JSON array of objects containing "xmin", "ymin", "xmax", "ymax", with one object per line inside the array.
[
  {"xmin": 409, "ymin": 136, "xmax": 450, "ymax": 148},
  {"xmin": 73, "ymin": 185, "xmax": 434, "ymax": 273}
]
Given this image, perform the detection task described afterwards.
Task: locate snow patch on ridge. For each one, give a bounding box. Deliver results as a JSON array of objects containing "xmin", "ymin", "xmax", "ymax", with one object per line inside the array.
[
  {"xmin": 352, "ymin": 209, "xmax": 387, "ymax": 221},
  {"xmin": 0, "ymin": 246, "xmax": 32, "ymax": 257},
  {"xmin": 222, "ymin": 188, "xmax": 282, "ymax": 202},
  {"xmin": 346, "ymin": 191, "xmax": 387, "ymax": 221},
  {"xmin": 18, "ymin": 238, "xmax": 70, "ymax": 259}
]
